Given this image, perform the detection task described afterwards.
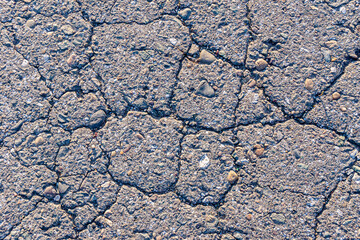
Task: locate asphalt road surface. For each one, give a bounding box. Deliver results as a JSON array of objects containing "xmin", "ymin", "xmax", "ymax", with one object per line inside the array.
[{"xmin": 0, "ymin": 0, "xmax": 360, "ymax": 239}]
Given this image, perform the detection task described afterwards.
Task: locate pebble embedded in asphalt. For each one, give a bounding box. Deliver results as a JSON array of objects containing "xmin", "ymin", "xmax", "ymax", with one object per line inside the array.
[{"xmin": 198, "ymin": 50, "xmax": 216, "ymax": 64}]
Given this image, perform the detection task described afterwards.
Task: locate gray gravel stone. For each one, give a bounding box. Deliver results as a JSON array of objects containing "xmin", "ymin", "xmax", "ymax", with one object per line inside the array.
[
  {"xmin": 176, "ymin": 130, "xmax": 234, "ymax": 204},
  {"xmin": 305, "ymin": 61, "xmax": 360, "ymax": 145},
  {"xmin": 99, "ymin": 111, "xmax": 183, "ymax": 193},
  {"xmin": 179, "ymin": 8, "xmax": 191, "ymax": 20},
  {"xmin": 218, "ymin": 184, "xmax": 324, "ymax": 239},
  {"xmin": 79, "ymin": 185, "xmax": 218, "ymax": 239},
  {"xmin": 198, "ymin": 49, "xmax": 216, "ymax": 64},
  {"xmin": 173, "ymin": 58, "xmax": 241, "ymax": 131},
  {"xmin": 78, "ymin": 0, "xmax": 178, "ymax": 24},
  {"xmin": 180, "ymin": 0, "xmax": 249, "ymax": 65},
  {"xmin": 49, "ymin": 92, "xmax": 108, "ymax": 130},
  {"xmin": 92, "ymin": 16, "xmax": 191, "ymax": 116},
  {"xmin": 247, "ymin": 0, "xmax": 360, "ymax": 116},
  {"xmin": 235, "ymin": 120, "xmax": 357, "ymax": 195}
]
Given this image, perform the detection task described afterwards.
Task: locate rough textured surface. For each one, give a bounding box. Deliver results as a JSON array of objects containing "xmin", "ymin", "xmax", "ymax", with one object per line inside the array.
[
  {"xmin": 0, "ymin": 147, "xmax": 57, "ymax": 238},
  {"xmin": 60, "ymin": 170, "xmax": 119, "ymax": 230},
  {"xmin": 2, "ymin": 0, "xmax": 360, "ymax": 239},
  {"xmin": 78, "ymin": 0, "xmax": 178, "ymax": 24},
  {"xmin": 235, "ymin": 120, "xmax": 358, "ymax": 196},
  {"xmin": 173, "ymin": 58, "xmax": 241, "ymax": 131},
  {"xmin": 3, "ymin": 120, "xmax": 69, "ymax": 169},
  {"xmin": 49, "ymin": 92, "xmax": 108, "ymax": 130},
  {"xmin": 12, "ymin": 13, "xmax": 92, "ymax": 79},
  {"xmin": 92, "ymin": 16, "xmax": 191, "ymax": 116},
  {"xmin": 236, "ymin": 79, "xmax": 285, "ymax": 125},
  {"xmin": 305, "ymin": 61, "xmax": 360, "ymax": 145},
  {"xmin": 317, "ymin": 173, "xmax": 360, "ymax": 239},
  {"xmin": 247, "ymin": 0, "xmax": 360, "ymax": 116},
  {"xmin": 0, "ymin": 41, "xmax": 50, "ymax": 143},
  {"xmin": 99, "ymin": 112, "xmax": 183, "ymax": 193},
  {"xmin": 218, "ymin": 184, "xmax": 325, "ymax": 239},
  {"xmin": 46, "ymin": 64, "xmax": 101, "ymax": 99},
  {"xmin": 180, "ymin": 0, "xmax": 250, "ymax": 65},
  {"xmin": 79, "ymin": 185, "xmax": 218, "ymax": 239},
  {"xmin": 56, "ymin": 128, "xmax": 107, "ymax": 177},
  {"xmin": 6, "ymin": 202, "xmax": 76, "ymax": 240},
  {"xmin": 176, "ymin": 130, "xmax": 235, "ymax": 205}
]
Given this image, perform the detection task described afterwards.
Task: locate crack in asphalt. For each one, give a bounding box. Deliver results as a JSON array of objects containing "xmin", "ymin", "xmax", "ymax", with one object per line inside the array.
[{"xmin": 1, "ymin": 1, "xmax": 360, "ymax": 238}]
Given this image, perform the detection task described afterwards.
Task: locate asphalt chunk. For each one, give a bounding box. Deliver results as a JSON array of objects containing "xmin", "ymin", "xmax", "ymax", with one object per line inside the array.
[
  {"xmin": 92, "ymin": 16, "xmax": 191, "ymax": 116},
  {"xmin": 99, "ymin": 111, "xmax": 183, "ymax": 193},
  {"xmin": 218, "ymin": 184, "xmax": 324, "ymax": 238},
  {"xmin": 79, "ymin": 186, "xmax": 218, "ymax": 239},
  {"xmin": 180, "ymin": 0, "xmax": 249, "ymax": 65},
  {"xmin": 49, "ymin": 92, "xmax": 108, "ymax": 131},
  {"xmin": 235, "ymin": 120, "xmax": 358, "ymax": 196},
  {"xmin": 305, "ymin": 61, "xmax": 360, "ymax": 145},
  {"xmin": 173, "ymin": 58, "xmax": 241, "ymax": 131},
  {"xmin": 176, "ymin": 130, "xmax": 234, "ymax": 204}
]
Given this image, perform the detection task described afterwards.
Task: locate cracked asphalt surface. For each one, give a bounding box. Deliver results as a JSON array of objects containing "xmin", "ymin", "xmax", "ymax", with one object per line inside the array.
[{"xmin": 0, "ymin": 0, "xmax": 360, "ymax": 239}]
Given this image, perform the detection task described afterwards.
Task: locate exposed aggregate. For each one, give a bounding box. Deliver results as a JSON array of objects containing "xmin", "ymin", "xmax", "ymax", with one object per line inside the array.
[{"xmin": 0, "ymin": 0, "xmax": 360, "ymax": 239}]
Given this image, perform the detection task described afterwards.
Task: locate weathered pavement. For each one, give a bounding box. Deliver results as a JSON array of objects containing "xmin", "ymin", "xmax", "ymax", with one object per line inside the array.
[{"xmin": 0, "ymin": 0, "xmax": 360, "ymax": 239}]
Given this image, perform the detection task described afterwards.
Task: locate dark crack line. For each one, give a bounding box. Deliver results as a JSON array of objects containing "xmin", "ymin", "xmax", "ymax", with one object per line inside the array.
[
  {"xmin": 313, "ymin": 164, "xmax": 358, "ymax": 239},
  {"xmin": 3, "ymin": 196, "xmax": 44, "ymax": 239},
  {"xmin": 2, "ymin": 2, "xmax": 360, "ymax": 238}
]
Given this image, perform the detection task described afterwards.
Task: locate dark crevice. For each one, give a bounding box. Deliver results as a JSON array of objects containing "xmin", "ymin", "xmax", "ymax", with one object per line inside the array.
[
  {"xmin": 3, "ymin": 196, "xmax": 44, "ymax": 239},
  {"xmin": 2, "ymin": 1, "xmax": 360, "ymax": 239},
  {"xmin": 313, "ymin": 173, "xmax": 352, "ymax": 239}
]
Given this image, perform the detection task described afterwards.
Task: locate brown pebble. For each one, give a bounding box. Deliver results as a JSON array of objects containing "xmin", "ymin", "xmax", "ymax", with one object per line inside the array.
[
  {"xmin": 255, "ymin": 148, "xmax": 265, "ymax": 156},
  {"xmin": 127, "ymin": 170, "xmax": 133, "ymax": 176},
  {"xmin": 227, "ymin": 170, "xmax": 238, "ymax": 184},
  {"xmin": 66, "ymin": 54, "xmax": 77, "ymax": 67},
  {"xmin": 304, "ymin": 79, "xmax": 314, "ymax": 90},
  {"xmin": 246, "ymin": 214, "xmax": 253, "ymax": 221},
  {"xmin": 254, "ymin": 144, "xmax": 262, "ymax": 149},
  {"xmin": 248, "ymin": 79, "xmax": 257, "ymax": 88},
  {"xmin": 340, "ymin": 106, "xmax": 347, "ymax": 112},
  {"xmin": 122, "ymin": 145, "xmax": 131, "ymax": 154},
  {"xmin": 135, "ymin": 133, "xmax": 144, "ymax": 140},
  {"xmin": 43, "ymin": 186, "xmax": 57, "ymax": 198},
  {"xmin": 255, "ymin": 59, "xmax": 268, "ymax": 71},
  {"xmin": 111, "ymin": 151, "xmax": 116, "ymax": 157},
  {"xmin": 25, "ymin": 19, "xmax": 36, "ymax": 28},
  {"xmin": 33, "ymin": 136, "xmax": 45, "ymax": 146},
  {"xmin": 325, "ymin": 40, "xmax": 337, "ymax": 48},
  {"xmin": 332, "ymin": 92, "xmax": 341, "ymax": 100}
]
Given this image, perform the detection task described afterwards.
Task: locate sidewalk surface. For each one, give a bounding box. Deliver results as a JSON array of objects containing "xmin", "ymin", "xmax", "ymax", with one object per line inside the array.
[{"xmin": 0, "ymin": 0, "xmax": 360, "ymax": 239}]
